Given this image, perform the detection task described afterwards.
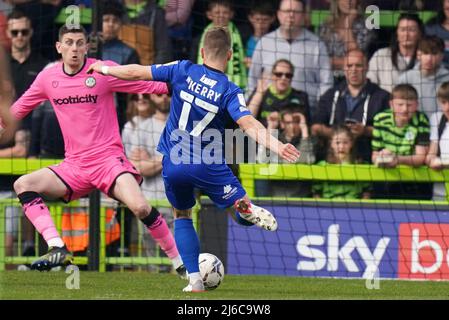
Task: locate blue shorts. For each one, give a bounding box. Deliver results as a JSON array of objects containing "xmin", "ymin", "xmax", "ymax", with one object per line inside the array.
[{"xmin": 162, "ymin": 156, "xmax": 246, "ymax": 210}]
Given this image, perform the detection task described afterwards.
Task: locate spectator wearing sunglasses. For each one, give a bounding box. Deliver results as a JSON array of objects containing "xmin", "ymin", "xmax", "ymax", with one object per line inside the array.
[
  {"xmin": 312, "ymin": 49, "xmax": 390, "ymax": 162},
  {"xmin": 248, "ymin": 59, "xmax": 310, "ymax": 127}
]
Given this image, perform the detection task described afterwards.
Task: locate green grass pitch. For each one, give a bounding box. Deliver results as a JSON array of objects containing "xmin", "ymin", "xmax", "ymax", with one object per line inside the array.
[{"xmin": 2, "ymin": 271, "xmax": 449, "ymax": 299}]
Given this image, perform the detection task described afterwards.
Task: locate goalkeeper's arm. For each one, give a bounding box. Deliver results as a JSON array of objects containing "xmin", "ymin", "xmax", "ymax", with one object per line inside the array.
[
  {"xmin": 87, "ymin": 61, "xmax": 153, "ymax": 81},
  {"xmin": 236, "ymin": 115, "xmax": 300, "ymax": 163}
]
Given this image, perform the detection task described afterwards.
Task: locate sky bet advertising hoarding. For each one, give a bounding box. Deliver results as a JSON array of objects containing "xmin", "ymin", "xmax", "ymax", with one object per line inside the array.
[{"xmin": 226, "ymin": 203, "xmax": 449, "ymax": 280}]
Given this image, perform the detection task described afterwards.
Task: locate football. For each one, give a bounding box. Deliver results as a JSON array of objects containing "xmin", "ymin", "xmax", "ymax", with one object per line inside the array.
[{"xmin": 198, "ymin": 253, "xmax": 225, "ymax": 290}]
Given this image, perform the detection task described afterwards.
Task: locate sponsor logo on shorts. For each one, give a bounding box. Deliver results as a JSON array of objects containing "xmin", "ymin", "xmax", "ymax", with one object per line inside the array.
[{"xmin": 223, "ymin": 184, "xmax": 237, "ymax": 200}]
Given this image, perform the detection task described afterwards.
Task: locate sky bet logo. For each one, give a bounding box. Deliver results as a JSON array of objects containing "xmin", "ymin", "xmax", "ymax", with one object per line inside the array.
[
  {"xmin": 53, "ymin": 94, "xmax": 98, "ymax": 106},
  {"xmin": 296, "ymin": 224, "xmax": 390, "ymax": 278},
  {"xmin": 227, "ymin": 205, "xmax": 449, "ymax": 280},
  {"xmin": 296, "ymin": 223, "xmax": 449, "ymax": 280},
  {"xmin": 398, "ymin": 223, "xmax": 449, "ymax": 280}
]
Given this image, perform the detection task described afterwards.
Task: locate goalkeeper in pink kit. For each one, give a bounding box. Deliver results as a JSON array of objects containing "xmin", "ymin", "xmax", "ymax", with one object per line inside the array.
[{"xmin": 0, "ymin": 25, "xmax": 186, "ymax": 275}]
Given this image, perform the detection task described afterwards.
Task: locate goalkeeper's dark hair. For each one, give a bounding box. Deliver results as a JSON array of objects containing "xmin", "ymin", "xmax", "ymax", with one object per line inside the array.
[
  {"xmin": 58, "ymin": 24, "xmax": 88, "ymax": 41},
  {"xmin": 203, "ymin": 26, "xmax": 231, "ymax": 60}
]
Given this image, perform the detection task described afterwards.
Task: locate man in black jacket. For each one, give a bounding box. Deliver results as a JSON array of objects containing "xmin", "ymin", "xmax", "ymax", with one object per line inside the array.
[{"xmin": 312, "ymin": 49, "xmax": 390, "ymax": 162}]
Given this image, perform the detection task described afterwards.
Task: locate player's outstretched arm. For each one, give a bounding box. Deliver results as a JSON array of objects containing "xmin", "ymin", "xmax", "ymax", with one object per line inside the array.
[
  {"xmin": 87, "ymin": 61, "xmax": 153, "ymax": 81},
  {"xmin": 236, "ymin": 115, "xmax": 300, "ymax": 163}
]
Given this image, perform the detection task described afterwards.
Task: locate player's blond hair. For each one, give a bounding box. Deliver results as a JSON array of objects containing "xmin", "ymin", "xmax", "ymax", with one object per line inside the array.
[{"xmin": 203, "ymin": 26, "xmax": 231, "ymax": 60}]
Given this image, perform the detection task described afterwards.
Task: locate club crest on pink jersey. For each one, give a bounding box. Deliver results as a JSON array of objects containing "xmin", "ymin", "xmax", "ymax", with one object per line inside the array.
[{"xmin": 85, "ymin": 77, "xmax": 96, "ymax": 88}]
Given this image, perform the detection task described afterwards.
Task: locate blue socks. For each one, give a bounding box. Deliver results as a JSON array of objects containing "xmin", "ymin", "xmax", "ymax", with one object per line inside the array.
[{"xmin": 174, "ymin": 218, "xmax": 200, "ymax": 273}]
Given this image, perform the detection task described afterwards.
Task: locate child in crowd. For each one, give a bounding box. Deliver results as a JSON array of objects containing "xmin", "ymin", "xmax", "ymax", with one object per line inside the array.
[
  {"xmin": 196, "ymin": 0, "xmax": 247, "ymax": 89},
  {"xmin": 372, "ymin": 84, "xmax": 431, "ymax": 199},
  {"xmin": 313, "ymin": 126, "xmax": 371, "ymax": 199},
  {"xmin": 245, "ymin": 2, "xmax": 276, "ymax": 69}
]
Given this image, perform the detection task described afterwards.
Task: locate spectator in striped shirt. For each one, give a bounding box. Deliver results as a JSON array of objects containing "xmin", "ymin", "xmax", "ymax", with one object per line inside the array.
[{"xmin": 372, "ymin": 84, "xmax": 432, "ymax": 199}]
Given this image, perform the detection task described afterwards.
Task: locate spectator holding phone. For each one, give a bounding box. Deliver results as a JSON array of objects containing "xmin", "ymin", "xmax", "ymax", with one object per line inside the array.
[{"xmin": 312, "ymin": 49, "xmax": 390, "ymax": 161}]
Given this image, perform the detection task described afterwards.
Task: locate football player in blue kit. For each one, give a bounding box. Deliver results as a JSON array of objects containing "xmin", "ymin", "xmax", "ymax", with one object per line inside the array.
[{"xmin": 88, "ymin": 26, "xmax": 300, "ymax": 292}]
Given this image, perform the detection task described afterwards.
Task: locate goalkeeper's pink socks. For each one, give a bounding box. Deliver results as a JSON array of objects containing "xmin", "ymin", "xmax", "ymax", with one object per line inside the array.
[
  {"xmin": 18, "ymin": 192, "xmax": 64, "ymax": 247},
  {"xmin": 141, "ymin": 207, "xmax": 181, "ymax": 265},
  {"xmin": 147, "ymin": 214, "xmax": 180, "ymax": 260},
  {"xmin": 18, "ymin": 193, "xmax": 181, "ymax": 263}
]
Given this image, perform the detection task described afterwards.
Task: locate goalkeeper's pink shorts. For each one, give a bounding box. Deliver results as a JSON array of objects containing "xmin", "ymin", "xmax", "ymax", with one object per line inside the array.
[{"xmin": 48, "ymin": 153, "xmax": 142, "ymax": 202}]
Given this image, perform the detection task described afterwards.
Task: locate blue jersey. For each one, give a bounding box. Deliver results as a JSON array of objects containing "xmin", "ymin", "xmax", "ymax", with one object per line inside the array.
[{"xmin": 151, "ymin": 60, "xmax": 251, "ymax": 163}]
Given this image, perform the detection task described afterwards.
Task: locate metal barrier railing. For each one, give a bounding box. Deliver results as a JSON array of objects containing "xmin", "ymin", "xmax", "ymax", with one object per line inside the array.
[
  {"xmin": 2, "ymin": 159, "xmax": 449, "ymax": 272},
  {"xmin": 239, "ymin": 164, "xmax": 449, "ymax": 202}
]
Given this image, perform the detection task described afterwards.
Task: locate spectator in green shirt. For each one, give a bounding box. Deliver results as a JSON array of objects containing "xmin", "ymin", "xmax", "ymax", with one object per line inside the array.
[
  {"xmin": 372, "ymin": 84, "xmax": 432, "ymax": 199},
  {"xmin": 313, "ymin": 125, "xmax": 371, "ymax": 199}
]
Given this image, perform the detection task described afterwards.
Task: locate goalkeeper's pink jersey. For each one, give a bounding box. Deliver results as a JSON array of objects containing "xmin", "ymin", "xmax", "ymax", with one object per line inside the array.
[{"xmin": 10, "ymin": 58, "xmax": 167, "ymax": 161}]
